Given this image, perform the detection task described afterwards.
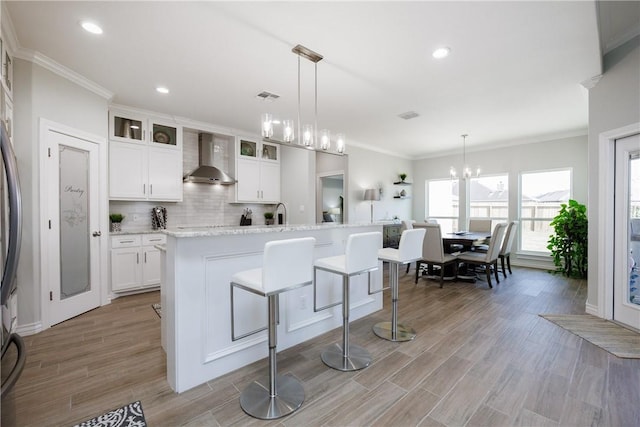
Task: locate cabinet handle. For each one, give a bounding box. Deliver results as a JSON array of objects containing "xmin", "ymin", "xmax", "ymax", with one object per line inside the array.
[
  {"xmin": 136, "ymin": 253, "xmax": 139, "ymax": 264},
  {"xmin": 261, "ymin": 190, "xmax": 263, "ymax": 199},
  {"xmin": 148, "ymin": 238, "xmax": 161, "ymax": 242},
  {"xmin": 144, "ymin": 252, "xmax": 147, "ymax": 263},
  {"xmin": 120, "ymin": 240, "xmax": 134, "ymax": 243},
  {"xmin": 257, "ymin": 190, "xmax": 260, "ymax": 198},
  {"xmin": 143, "ymin": 130, "xmax": 146, "ymax": 140},
  {"xmin": 143, "ymin": 184, "xmax": 146, "ymax": 194},
  {"xmin": 150, "ymin": 184, "xmax": 153, "ymax": 195}
]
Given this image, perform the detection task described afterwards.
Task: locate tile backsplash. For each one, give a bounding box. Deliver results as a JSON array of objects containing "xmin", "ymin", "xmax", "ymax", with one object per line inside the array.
[{"xmin": 110, "ymin": 130, "xmax": 274, "ymax": 230}]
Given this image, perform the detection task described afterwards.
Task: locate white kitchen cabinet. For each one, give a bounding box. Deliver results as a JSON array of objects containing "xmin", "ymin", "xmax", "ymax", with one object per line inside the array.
[
  {"xmin": 231, "ymin": 138, "xmax": 280, "ymax": 203},
  {"xmin": 109, "ymin": 110, "xmax": 182, "ymax": 150},
  {"xmin": 111, "ymin": 234, "xmax": 166, "ymax": 293},
  {"xmin": 109, "ymin": 142, "xmax": 182, "ymax": 201}
]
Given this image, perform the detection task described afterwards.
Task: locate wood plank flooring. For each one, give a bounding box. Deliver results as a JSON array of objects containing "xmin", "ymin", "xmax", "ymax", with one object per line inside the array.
[{"xmin": 2, "ymin": 267, "xmax": 639, "ymax": 426}]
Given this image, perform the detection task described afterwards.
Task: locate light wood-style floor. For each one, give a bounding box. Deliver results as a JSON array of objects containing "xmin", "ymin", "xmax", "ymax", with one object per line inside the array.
[{"xmin": 2, "ymin": 267, "xmax": 639, "ymax": 426}]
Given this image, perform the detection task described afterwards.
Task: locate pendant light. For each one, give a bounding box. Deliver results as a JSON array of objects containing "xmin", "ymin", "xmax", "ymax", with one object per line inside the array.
[
  {"xmin": 450, "ymin": 134, "xmax": 480, "ymax": 180},
  {"xmin": 261, "ymin": 44, "xmax": 345, "ymax": 155}
]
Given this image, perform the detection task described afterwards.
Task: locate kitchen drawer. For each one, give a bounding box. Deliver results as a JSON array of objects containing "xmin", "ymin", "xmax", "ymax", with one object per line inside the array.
[
  {"xmin": 143, "ymin": 234, "xmax": 166, "ymax": 246},
  {"xmin": 111, "ymin": 235, "xmax": 142, "ymax": 248}
]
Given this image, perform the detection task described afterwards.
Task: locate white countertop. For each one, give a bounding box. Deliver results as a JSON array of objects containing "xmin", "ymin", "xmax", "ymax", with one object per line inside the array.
[{"xmin": 162, "ymin": 222, "xmax": 383, "ymax": 238}]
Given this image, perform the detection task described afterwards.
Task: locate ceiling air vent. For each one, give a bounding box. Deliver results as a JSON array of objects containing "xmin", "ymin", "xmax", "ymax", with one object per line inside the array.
[
  {"xmin": 398, "ymin": 111, "xmax": 419, "ymax": 120},
  {"xmin": 256, "ymin": 91, "xmax": 280, "ymax": 101}
]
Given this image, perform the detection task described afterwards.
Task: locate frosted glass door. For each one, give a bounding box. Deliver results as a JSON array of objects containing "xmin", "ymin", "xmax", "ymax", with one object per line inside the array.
[
  {"xmin": 59, "ymin": 145, "xmax": 90, "ymax": 299},
  {"xmin": 46, "ymin": 129, "xmax": 101, "ymax": 326}
]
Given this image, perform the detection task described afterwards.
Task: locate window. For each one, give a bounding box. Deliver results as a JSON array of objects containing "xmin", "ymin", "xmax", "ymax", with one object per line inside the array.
[
  {"xmin": 469, "ymin": 174, "xmax": 509, "ymax": 229},
  {"xmin": 520, "ymin": 169, "xmax": 571, "ymax": 252},
  {"xmin": 426, "ymin": 179, "xmax": 459, "ymax": 234}
]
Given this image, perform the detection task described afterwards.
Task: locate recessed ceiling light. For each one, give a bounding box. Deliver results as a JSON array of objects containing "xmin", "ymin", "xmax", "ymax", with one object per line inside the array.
[
  {"xmin": 156, "ymin": 87, "xmax": 170, "ymax": 94},
  {"xmin": 81, "ymin": 21, "xmax": 103, "ymax": 35},
  {"xmin": 432, "ymin": 47, "xmax": 451, "ymax": 59}
]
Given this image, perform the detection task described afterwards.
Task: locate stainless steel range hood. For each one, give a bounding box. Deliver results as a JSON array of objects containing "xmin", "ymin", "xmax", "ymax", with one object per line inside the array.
[{"xmin": 183, "ymin": 133, "xmax": 236, "ymax": 185}]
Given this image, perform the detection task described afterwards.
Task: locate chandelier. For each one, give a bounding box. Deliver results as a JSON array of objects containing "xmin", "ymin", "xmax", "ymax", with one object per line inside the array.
[
  {"xmin": 450, "ymin": 134, "xmax": 480, "ymax": 180},
  {"xmin": 261, "ymin": 44, "xmax": 345, "ymax": 155}
]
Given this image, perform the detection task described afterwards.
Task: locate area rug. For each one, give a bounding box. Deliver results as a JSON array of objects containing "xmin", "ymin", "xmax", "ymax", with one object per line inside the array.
[
  {"xmin": 74, "ymin": 401, "xmax": 146, "ymax": 427},
  {"xmin": 540, "ymin": 314, "xmax": 640, "ymax": 358},
  {"xmin": 151, "ymin": 303, "xmax": 161, "ymax": 318}
]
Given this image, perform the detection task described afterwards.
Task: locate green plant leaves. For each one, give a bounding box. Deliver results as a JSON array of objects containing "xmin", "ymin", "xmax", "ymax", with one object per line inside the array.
[{"xmin": 547, "ymin": 199, "xmax": 588, "ymax": 279}]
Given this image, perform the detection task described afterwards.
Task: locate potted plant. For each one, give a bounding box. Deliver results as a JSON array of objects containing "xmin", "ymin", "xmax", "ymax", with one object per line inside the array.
[
  {"xmin": 399, "ymin": 173, "xmax": 407, "ymax": 182},
  {"xmin": 264, "ymin": 212, "xmax": 275, "ymax": 225},
  {"xmin": 547, "ymin": 199, "xmax": 588, "ymax": 279},
  {"xmin": 109, "ymin": 213, "xmax": 124, "ymax": 232}
]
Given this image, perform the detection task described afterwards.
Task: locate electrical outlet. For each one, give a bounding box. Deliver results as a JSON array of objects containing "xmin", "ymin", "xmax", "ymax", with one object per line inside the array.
[
  {"xmin": 299, "ymin": 295, "xmax": 306, "ymax": 310},
  {"xmin": 299, "ymin": 205, "xmax": 305, "ymax": 213},
  {"xmin": 132, "ymin": 214, "xmax": 139, "ymax": 222}
]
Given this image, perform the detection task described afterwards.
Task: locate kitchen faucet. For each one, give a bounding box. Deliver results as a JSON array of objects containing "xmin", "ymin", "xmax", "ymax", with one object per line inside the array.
[{"xmin": 275, "ymin": 202, "xmax": 287, "ymax": 225}]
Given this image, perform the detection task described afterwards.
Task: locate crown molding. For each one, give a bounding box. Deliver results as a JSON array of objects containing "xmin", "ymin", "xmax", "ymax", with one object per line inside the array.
[
  {"xmin": 14, "ymin": 49, "xmax": 114, "ymax": 100},
  {"xmin": 581, "ymin": 74, "xmax": 603, "ymax": 90}
]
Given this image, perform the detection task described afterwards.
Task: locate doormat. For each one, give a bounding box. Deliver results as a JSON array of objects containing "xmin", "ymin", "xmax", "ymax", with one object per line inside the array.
[
  {"xmin": 74, "ymin": 400, "xmax": 146, "ymax": 427},
  {"xmin": 151, "ymin": 303, "xmax": 161, "ymax": 318},
  {"xmin": 540, "ymin": 314, "xmax": 640, "ymax": 358}
]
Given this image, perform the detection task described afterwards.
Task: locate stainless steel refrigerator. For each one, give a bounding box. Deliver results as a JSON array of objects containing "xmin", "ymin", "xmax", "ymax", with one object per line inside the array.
[{"xmin": 0, "ymin": 121, "xmax": 24, "ymax": 398}]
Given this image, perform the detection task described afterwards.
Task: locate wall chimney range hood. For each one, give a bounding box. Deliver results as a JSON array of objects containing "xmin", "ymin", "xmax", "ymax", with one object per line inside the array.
[{"xmin": 184, "ymin": 133, "xmax": 236, "ymax": 185}]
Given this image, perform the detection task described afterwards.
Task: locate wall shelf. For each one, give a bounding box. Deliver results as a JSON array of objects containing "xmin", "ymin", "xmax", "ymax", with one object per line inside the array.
[
  {"xmin": 393, "ymin": 181, "xmax": 411, "ymax": 185},
  {"xmin": 393, "ymin": 196, "xmax": 411, "ymax": 199}
]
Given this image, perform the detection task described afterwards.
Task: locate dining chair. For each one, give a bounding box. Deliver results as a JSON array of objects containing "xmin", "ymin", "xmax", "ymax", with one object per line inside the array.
[
  {"xmin": 414, "ymin": 223, "xmax": 458, "ymax": 288},
  {"xmin": 457, "ymin": 222, "xmax": 508, "ymax": 288},
  {"xmin": 499, "ymin": 221, "xmax": 518, "ymax": 277},
  {"xmin": 468, "ymin": 219, "xmax": 492, "ymax": 251}
]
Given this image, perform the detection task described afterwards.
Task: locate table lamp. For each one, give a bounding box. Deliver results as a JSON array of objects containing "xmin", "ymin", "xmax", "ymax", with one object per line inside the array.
[{"xmin": 364, "ymin": 188, "xmax": 380, "ymax": 223}]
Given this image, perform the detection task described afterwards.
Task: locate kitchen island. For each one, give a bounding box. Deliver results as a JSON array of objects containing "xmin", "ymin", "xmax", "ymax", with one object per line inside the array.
[{"xmin": 161, "ymin": 223, "xmax": 384, "ymax": 393}]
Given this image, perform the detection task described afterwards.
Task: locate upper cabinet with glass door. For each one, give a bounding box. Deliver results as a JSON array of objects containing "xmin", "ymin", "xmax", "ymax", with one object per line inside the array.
[
  {"xmin": 109, "ymin": 110, "xmax": 182, "ymax": 150},
  {"xmin": 238, "ymin": 139, "xmax": 279, "ymax": 162}
]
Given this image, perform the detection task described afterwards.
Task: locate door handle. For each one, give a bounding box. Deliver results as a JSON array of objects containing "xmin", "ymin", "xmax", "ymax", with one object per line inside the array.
[{"xmin": 92, "ymin": 231, "xmax": 102, "ymax": 237}]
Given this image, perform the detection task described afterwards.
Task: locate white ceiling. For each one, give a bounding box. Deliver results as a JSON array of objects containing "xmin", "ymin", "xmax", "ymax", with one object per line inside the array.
[{"xmin": 4, "ymin": 1, "xmax": 611, "ymax": 157}]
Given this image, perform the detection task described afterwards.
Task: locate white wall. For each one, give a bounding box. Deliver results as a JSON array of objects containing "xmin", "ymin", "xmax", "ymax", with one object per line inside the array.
[
  {"xmin": 346, "ymin": 145, "xmax": 413, "ymax": 223},
  {"xmin": 587, "ymin": 37, "xmax": 640, "ymax": 310},
  {"xmin": 280, "ymin": 145, "xmax": 315, "ymax": 224},
  {"xmin": 13, "ymin": 59, "xmax": 109, "ymax": 327}
]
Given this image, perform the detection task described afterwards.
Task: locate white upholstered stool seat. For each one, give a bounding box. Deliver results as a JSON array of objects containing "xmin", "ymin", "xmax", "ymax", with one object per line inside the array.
[
  {"xmin": 373, "ymin": 228, "xmax": 425, "ymax": 342},
  {"xmin": 313, "ymin": 231, "xmax": 382, "ymax": 371},
  {"xmin": 230, "ymin": 237, "xmax": 316, "ymax": 420}
]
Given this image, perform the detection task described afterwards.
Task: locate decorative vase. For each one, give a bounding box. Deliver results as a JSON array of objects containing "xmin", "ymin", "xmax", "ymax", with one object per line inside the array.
[
  {"xmin": 111, "ymin": 222, "xmax": 122, "ymax": 232},
  {"xmin": 400, "ymin": 189, "xmax": 407, "ymax": 197},
  {"xmin": 265, "ymin": 218, "xmax": 274, "ymax": 225}
]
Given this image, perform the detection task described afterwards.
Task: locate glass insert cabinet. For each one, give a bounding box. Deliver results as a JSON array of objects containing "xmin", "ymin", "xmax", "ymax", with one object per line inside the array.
[{"xmin": 109, "ymin": 110, "xmax": 182, "ymax": 150}]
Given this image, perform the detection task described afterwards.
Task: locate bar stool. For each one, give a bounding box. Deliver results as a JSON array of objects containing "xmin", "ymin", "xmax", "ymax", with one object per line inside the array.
[
  {"xmin": 373, "ymin": 228, "xmax": 425, "ymax": 342},
  {"xmin": 230, "ymin": 237, "xmax": 316, "ymax": 420},
  {"xmin": 313, "ymin": 232, "xmax": 382, "ymax": 371}
]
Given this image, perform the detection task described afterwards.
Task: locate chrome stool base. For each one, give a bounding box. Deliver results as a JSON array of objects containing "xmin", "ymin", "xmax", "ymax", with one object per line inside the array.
[
  {"xmin": 372, "ymin": 321, "xmax": 416, "ymax": 342},
  {"xmin": 321, "ymin": 343, "xmax": 372, "ymax": 371},
  {"xmin": 239, "ymin": 374, "xmax": 304, "ymax": 420}
]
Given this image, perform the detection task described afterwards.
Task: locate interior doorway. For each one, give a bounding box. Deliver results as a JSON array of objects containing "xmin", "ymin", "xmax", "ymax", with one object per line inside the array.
[
  {"xmin": 317, "ymin": 172, "xmax": 344, "ymax": 223},
  {"xmin": 613, "ymin": 133, "xmax": 640, "ymax": 329}
]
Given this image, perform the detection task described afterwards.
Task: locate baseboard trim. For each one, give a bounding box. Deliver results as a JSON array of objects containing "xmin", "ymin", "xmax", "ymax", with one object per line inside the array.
[
  {"xmin": 15, "ymin": 321, "xmax": 43, "ymax": 336},
  {"xmin": 585, "ymin": 302, "xmax": 601, "ymax": 317}
]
